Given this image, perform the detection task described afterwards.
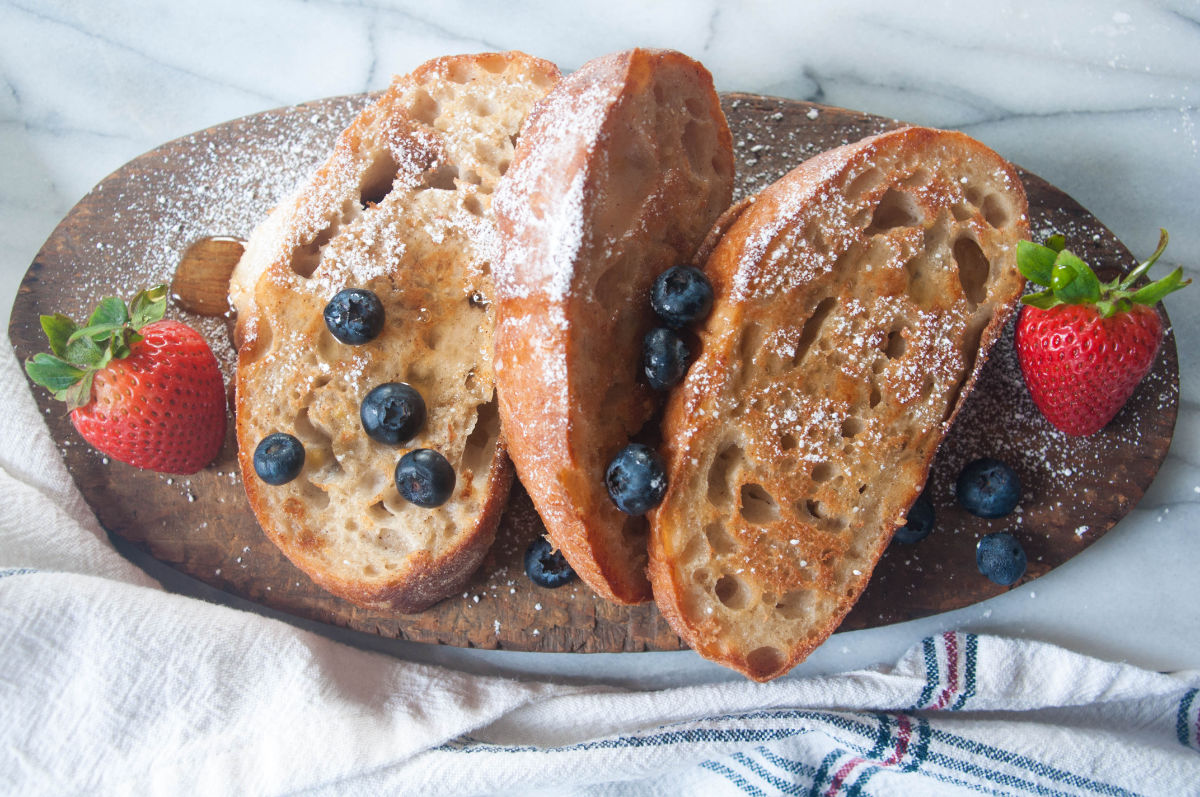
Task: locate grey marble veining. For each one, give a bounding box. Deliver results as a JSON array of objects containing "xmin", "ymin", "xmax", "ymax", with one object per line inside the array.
[{"xmin": 2, "ymin": 0, "xmax": 1197, "ymax": 684}]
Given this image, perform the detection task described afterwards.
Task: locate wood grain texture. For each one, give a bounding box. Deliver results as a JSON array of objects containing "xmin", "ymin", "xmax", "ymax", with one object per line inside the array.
[{"xmin": 7, "ymin": 93, "xmax": 1178, "ymax": 652}]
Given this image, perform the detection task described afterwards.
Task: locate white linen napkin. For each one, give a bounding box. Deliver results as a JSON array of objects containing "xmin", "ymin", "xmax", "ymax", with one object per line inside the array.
[{"xmin": 2, "ymin": 342, "xmax": 1198, "ymax": 796}]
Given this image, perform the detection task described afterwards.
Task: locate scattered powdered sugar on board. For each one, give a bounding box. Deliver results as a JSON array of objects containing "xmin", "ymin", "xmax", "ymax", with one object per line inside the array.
[
  {"xmin": 725, "ymin": 95, "xmax": 895, "ymax": 204},
  {"xmin": 76, "ymin": 97, "xmax": 371, "ymax": 380}
]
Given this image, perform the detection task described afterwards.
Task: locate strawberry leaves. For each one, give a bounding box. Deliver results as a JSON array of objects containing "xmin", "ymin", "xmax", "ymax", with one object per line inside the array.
[
  {"xmin": 1131, "ymin": 267, "xmax": 1189, "ymax": 306},
  {"xmin": 1015, "ymin": 239, "xmax": 1057, "ymax": 286},
  {"xmin": 1117, "ymin": 228, "xmax": 1170, "ymax": 290},
  {"xmin": 1017, "ymin": 228, "xmax": 1188, "ymax": 318},
  {"xmin": 1050, "ymin": 249, "xmax": 1101, "ymax": 305},
  {"xmin": 130, "ymin": 284, "xmax": 168, "ymax": 329},
  {"xmin": 40, "ymin": 313, "xmax": 77, "ymax": 358},
  {"xmin": 25, "ymin": 355, "xmax": 86, "ymax": 392},
  {"xmin": 25, "ymin": 285, "xmax": 169, "ymax": 410},
  {"xmin": 87, "ymin": 296, "xmax": 129, "ymax": 329}
]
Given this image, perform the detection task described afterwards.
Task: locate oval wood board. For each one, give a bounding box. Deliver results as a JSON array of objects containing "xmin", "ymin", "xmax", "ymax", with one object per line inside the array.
[{"xmin": 8, "ymin": 93, "xmax": 1178, "ymax": 653}]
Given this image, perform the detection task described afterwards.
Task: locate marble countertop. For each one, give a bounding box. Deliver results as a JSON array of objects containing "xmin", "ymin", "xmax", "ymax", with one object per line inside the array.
[{"xmin": 2, "ymin": 0, "xmax": 1197, "ymax": 686}]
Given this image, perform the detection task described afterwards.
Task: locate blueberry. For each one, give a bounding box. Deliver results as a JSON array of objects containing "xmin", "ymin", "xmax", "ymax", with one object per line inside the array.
[
  {"xmin": 253, "ymin": 433, "xmax": 305, "ymax": 485},
  {"xmin": 956, "ymin": 458, "xmax": 1020, "ymax": 518},
  {"xmin": 894, "ymin": 494, "xmax": 934, "ymax": 544},
  {"xmin": 524, "ymin": 535, "xmax": 577, "ymax": 588},
  {"xmin": 605, "ymin": 443, "xmax": 667, "ymax": 515},
  {"xmin": 643, "ymin": 327, "xmax": 690, "ymax": 390},
  {"xmin": 360, "ymin": 382, "xmax": 426, "ymax": 445},
  {"xmin": 976, "ymin": 532, "xmax": 1027, "ymax": 586},
  {"xmin": 394, "ymin": 448, "xmax": 455, "ymax": 507},
  {"xmin": 651, "ymin": 265, "xmax": 714, "ymax": 328},
  {"xmin": 324, "ymin": 288, "xmax": 384, "ymax": 344}
]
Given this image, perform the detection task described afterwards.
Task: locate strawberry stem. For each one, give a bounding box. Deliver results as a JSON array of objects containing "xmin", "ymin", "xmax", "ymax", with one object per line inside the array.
[
  {"xmin": 1018, "ymin": 228, "xmax": 1187, "ymax": 312},
  {"xmin": 1119, "ymin": 228, "xmax": 1169, "ymax": 290},
  {"xmin": 1130, "ymin": 266, "xmax": 1190, "ymax": 306}
]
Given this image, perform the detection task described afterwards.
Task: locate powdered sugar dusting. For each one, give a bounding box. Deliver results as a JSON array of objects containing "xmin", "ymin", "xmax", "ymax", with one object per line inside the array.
[
  {"xmin": 71, "ymin": 98, "xmax": 369, "ymax": 379},
  {"xmin": 492, "ymin": 71, "xmax": 621, "ymax": 301}
]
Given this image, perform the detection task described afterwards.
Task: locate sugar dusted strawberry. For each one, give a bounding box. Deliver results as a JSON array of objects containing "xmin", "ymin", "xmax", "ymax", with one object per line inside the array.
[
  {"xmin": 1014, "ymin": 230, "xmax": 1187, "ymax": 436},
  {"xmin": 25, "ymin": 286, "xmax": 227, "ymax": 473}
]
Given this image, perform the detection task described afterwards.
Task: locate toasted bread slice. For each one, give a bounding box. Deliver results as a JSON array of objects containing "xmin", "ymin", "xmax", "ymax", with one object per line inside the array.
[
  {"xmin": 649, "ymin": 126, "xmax": 1028, "ymax": 679},
  {"xmin": 492, "ymin": 49, "xmax": 734, "ymax": 604},
  {"xmin": 231, "ymin": 52, "xmax": 560, "ymax": 612}
]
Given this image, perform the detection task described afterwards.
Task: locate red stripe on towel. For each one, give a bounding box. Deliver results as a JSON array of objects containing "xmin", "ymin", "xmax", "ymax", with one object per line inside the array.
[
  {"xmin": 824, "ymin": 716, "xmax": 912, "ymax": 795},
  {"xmin": 931, "ymin": 632, "xmax": 960, "ymax": 709}
]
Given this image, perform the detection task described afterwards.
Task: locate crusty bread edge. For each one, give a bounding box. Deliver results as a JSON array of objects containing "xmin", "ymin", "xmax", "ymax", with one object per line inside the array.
[
  {"xmin": 493, "ymin": 49, "xmax": 652, "ymax": 605},
  {"xmin": 650, "ymin": 126, "xmax": 1030, "ymax": 680},
  {"xmin": 237, "ymin": 421, "xmax": 514, "ymax": 614},
  {"xmin": 233, "ymin": 51, "xmax": 562, "ymax": 338},
  {"xmin": 494, "ymin": 48, "xmax": 735, "ymax": 605},
  {"xmin": 234, "ymin": 52, "xmax": 556, "ymax": 614}
]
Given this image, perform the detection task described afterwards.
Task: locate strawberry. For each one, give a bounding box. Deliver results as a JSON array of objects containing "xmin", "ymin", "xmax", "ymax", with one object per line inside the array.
[
  {"xmin": 25, "ymin": 285, "xmax": 227, "ymax": 474},
  {"xmin": 1014, "ymin": 230, "xmax": 1188, "ymax": 436}
]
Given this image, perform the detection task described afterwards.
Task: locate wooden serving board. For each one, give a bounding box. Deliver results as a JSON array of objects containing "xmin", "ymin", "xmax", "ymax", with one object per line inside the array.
[{"xmin": 8, "ymin": 94, "xmax": 1178, "ymax": 652}]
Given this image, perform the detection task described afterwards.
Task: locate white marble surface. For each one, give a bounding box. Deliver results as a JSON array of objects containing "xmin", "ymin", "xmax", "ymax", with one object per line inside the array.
[{"xmin": 2, "ymin": 0, "xmax": 1198, "ymax": 685}]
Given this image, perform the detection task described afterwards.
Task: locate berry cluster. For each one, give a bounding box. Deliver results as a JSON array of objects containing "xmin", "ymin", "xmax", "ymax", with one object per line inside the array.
[
  {"xmin": 604, "ymin": 265, "xmax": 716, "ymax": 516},
  {"xmin": 893, "ymin": 458, "xmax": 1028, "ymax": 586},
  {"xmin": 253, "ymin": 288, "xmax": 455, "ymax": 508}
]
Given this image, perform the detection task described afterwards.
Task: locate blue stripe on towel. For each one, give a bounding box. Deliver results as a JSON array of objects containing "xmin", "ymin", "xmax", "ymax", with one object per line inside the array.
[
  {"xmin": 951, "ymin": 633, "xmax": 980, "ymax": 711},
  {"xmin": 929, "ymin": 731, "xmax": 1138, "ymax": 796},
  {"xmin": 807, "ymin": 749, "xmax": 844, "ymax": 796},
  {"xmin": 912, "ymin": 636, "xmax": 941, "ymax": 710},
  {"xmin": 699, "ymin": 758, "xmax": 766, "ymax": 796},
  {"xmin": 436, "ymin": 668, "xmax": 1146, "ymax": 797},
  {"xmin": 731, "ymin": 750, "xmax": 807, "ymax": 794},
  {"xmin": 1177, "ymin": 688, "xmax": 1198, "ymax": 749},
  {"xmin": 757, "ymin": 744, "xmax": 819, "ymax": 779}
]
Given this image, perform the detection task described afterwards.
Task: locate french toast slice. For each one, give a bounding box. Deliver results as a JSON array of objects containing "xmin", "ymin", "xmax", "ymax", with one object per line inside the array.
[
  {"xmin": 231, "ymin": 53, "xmax": 560, "ymax": 612},
  {"xmin": 492, "ymin": 49, "xmax": 734, "ymax": 604},
  {"xmin": 649, "ymin": 126, "xmax": 1028, "ymax": 679}
]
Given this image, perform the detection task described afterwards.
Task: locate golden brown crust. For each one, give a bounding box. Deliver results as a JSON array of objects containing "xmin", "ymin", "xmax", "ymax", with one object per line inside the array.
[
  {"xmin": 237, "ymin": 443, "xmax": 514, "ymax": 613},
  {"xmin": 233, "ymin": 52, "xmax": 559, "ymax": 613},
  {"xmin": 649, "ymin": 126, "xmax": 1029, "ymax": 679},
  {"xmin": 492, "ymin": 48, "xmax": 735, "ymax": 605}
]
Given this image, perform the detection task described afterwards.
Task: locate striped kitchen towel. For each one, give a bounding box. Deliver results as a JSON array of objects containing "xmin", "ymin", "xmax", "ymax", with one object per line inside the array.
[{"xmin": 406, "ymin": 630, "xmax": 1199, "ymax": 796}]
